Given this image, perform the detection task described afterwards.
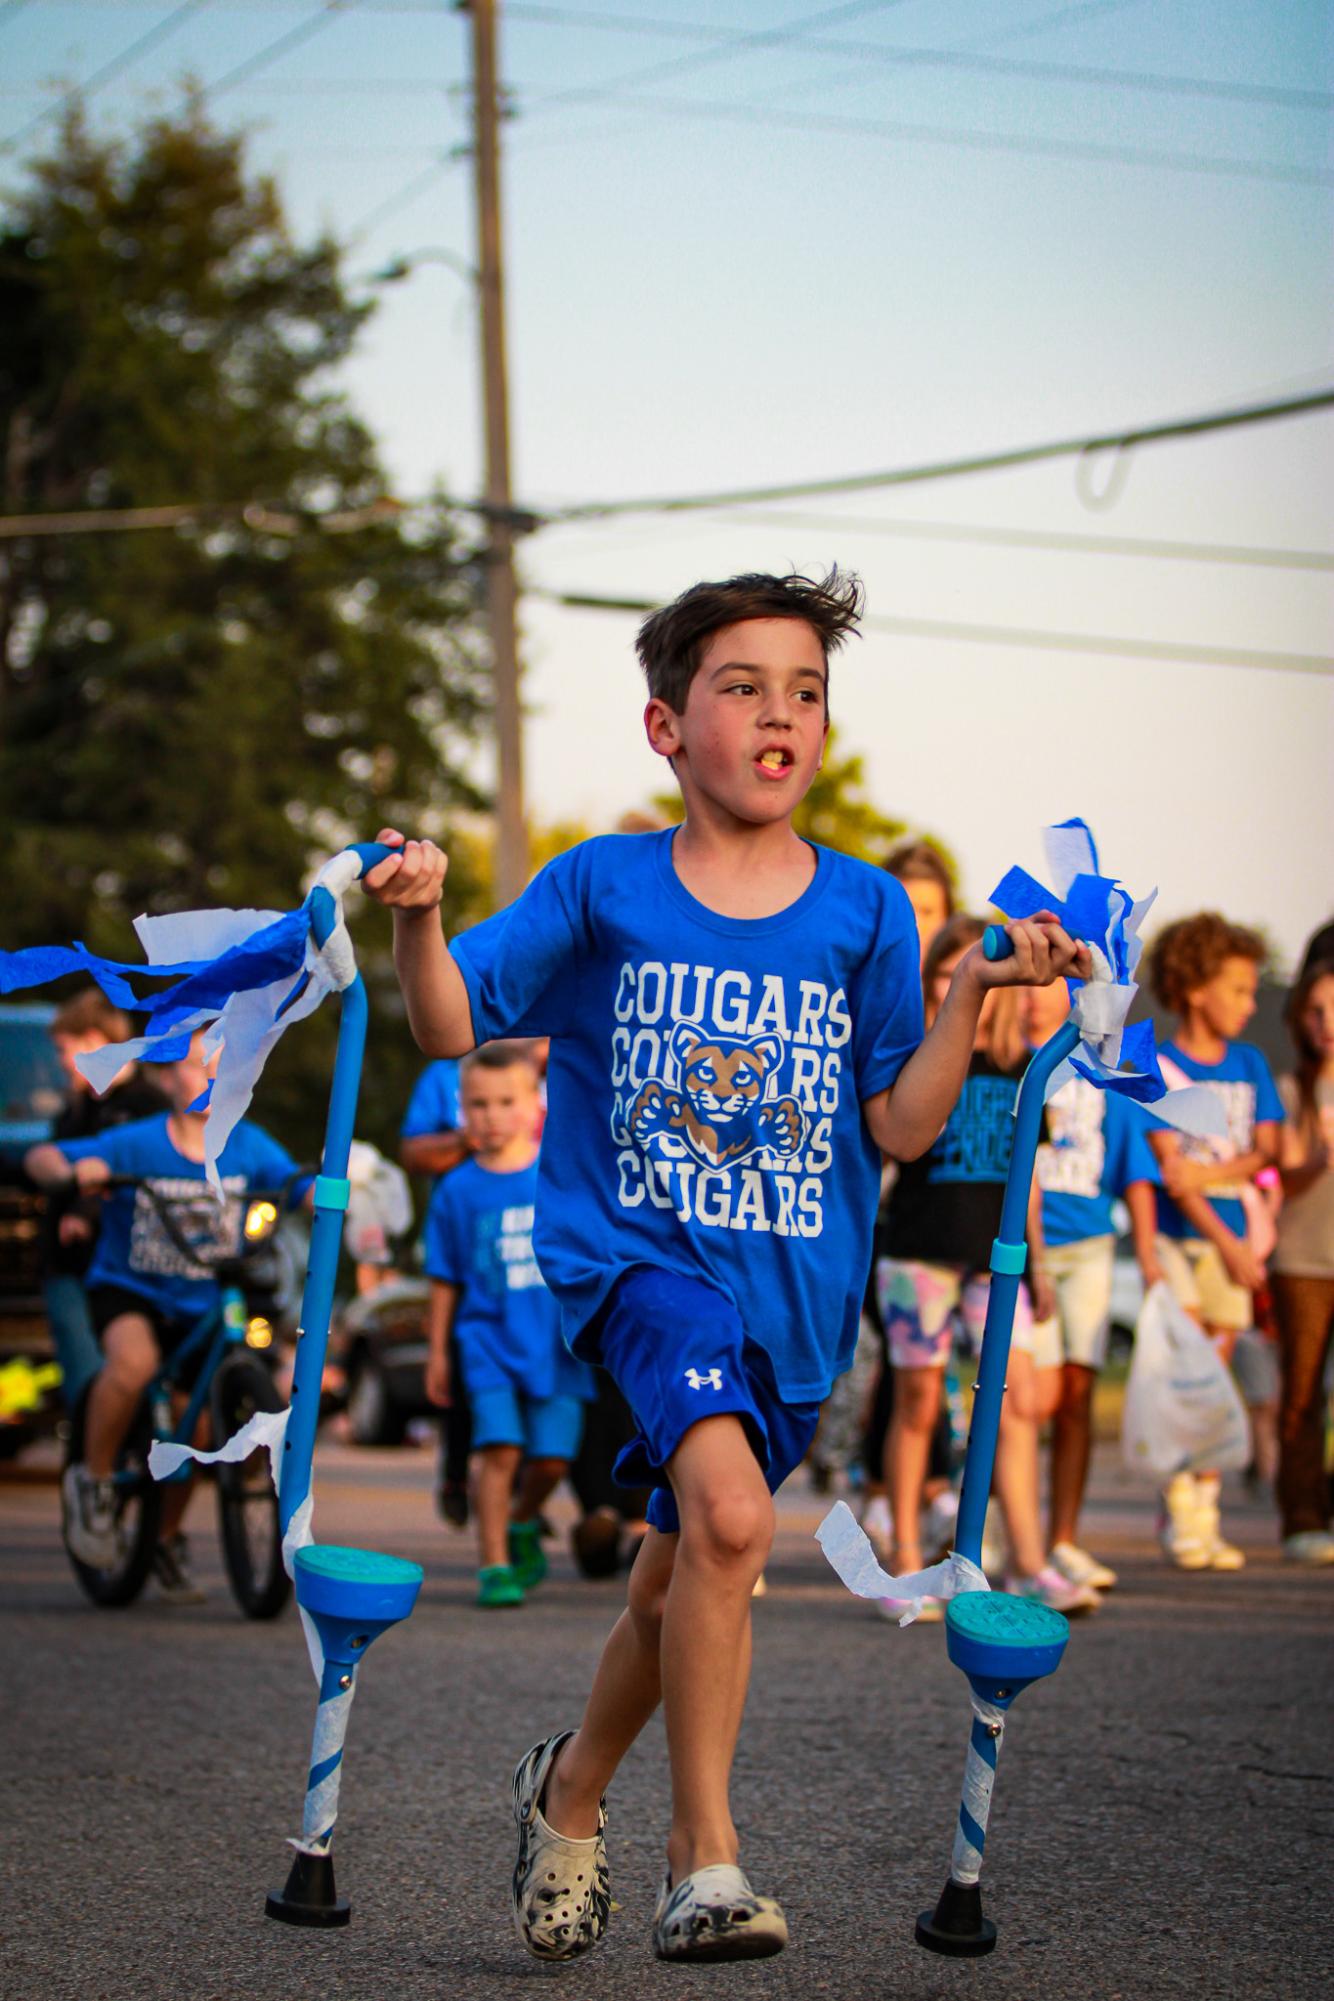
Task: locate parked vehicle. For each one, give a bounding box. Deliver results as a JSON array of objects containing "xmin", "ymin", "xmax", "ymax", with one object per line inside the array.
[{"xmin": 332, "ymin": 1275, "xmax": 434, "ymax": 1447}]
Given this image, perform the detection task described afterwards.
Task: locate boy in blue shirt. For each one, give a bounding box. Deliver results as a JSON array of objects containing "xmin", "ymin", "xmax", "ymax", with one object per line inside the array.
[
  {"xmin": 1021, "ymin": 979, "xmax": 1162, "ymax": 1593},
  {"xmin": 422, "ymin": 1041, "xmax": 590, "ymax": 1607},
  {"xmin": 25, "ymin": 1031, "xmax": 310, "ymax": 1598},
  {"xmin": 1144, "ymin": 912, "xmax": 1283, "ymax": 1570},
  {"xmin": 365, "ymin": 569, "xmax": 1089, "ymax": 1964}
]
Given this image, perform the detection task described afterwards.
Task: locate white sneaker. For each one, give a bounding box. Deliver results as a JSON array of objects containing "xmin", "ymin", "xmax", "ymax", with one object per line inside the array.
[
  {"xmin": 860, "ymin": 1496, "xmax": 892, "ymax": 1559},
  {"xmin": 923, "ymin": 1488, "xmax": 960, "ymax": 1562},
  {"xmin": 1050, "ymin": 1540, "xmax": 1118, "ymax": 1592},
  {"xmin": 1194, "ymin": 1477, "xmax": 1245, "ymax": 1571},
  {"xmin": 511, "ymin": 1733, "xmax": 610, "ymax": 1962},
  {"xmin": 653, "ymin": 1864, "xmax": 788, "ymax": 1962},
  {"xmin": 1282, "ymin": 1530, "xmax": 1334, "ymax": 1565},
  {"xmin": 62, "ymin": 1463, "xmax": 118, "ymax": 1569},
  {"xmin": 1003, "ymin": 1565, "xmax": 1101, "ymax": 1615},
  {"xmin": 151, "ymin": 1533, "xmax": 206, "ymax": 1605},
  {"xmin": 1159, "ymin": 1473, "xmax": 1210, "ymax": 1570},
  {"xmin": 874, "ymin": 1594, "xmax": 944, "ymax": 1624}
]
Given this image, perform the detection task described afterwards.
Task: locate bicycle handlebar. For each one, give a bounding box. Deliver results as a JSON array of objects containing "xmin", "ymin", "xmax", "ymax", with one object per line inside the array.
[{"xmin": 98, "ymin": 1174, "xmax": 309, "ymax": 1271}]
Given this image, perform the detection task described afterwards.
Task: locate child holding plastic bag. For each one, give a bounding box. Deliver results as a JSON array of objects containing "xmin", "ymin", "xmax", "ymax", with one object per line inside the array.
[{"xmin": 1143, "ymin": 915, "xmax": 1282, "ymax": 1570}]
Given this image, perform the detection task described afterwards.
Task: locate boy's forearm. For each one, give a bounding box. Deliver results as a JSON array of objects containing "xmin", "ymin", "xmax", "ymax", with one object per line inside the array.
[
  {"xmin": 1124, "ymin": 1180, "xmax": 1161, "ymax": 1278},
  {"xmin": 1172, "ymin": 1187, "xmax": 1236, "ymax": 1255},
  {"xmin": 393, "ymin": 909, "xmax": 476, "ymax": 1058},
  {"xmin": 868, "ymin": 962, "xmax": 985, "ymax": 1159}
]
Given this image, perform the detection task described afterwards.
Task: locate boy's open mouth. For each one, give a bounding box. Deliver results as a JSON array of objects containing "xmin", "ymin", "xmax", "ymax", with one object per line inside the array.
[{"xmin": 755, "ymin": 746, "xmax": 793, "ymax": 773}]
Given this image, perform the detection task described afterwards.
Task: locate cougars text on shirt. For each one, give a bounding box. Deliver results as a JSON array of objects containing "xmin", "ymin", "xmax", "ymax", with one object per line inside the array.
[{"xmin": 608, "ymin": 960, "xmax": 849, "ymax": 1238}]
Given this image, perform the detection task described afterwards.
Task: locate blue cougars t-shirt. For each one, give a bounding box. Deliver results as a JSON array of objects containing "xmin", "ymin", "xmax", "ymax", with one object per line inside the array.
[
  {"xmin": 58, "ymin": 1115, "xmax": 307, "ymax": 1322},
  {"xmin": 1154, "ymin": 1038, "xmax": 1284, "ymax": 1242},
  {"xmin": 1036, "ymin": 1079, "xmax": 1160, "ymax": 1246},
  {"xmin": 401, "ymin": 1059, "xmax": 462, "ymax": 1143},
  {"xmin": 450, "ymin": 830, "xmax": 923, "ymax": 1401},
  {"xmin": 422, "ymin": 1156, "xmax": 592, "ymax": 1401}
]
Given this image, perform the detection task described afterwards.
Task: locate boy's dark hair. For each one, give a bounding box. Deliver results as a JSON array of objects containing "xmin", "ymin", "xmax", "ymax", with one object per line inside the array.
[
  {"xmin": 51, "ymin": 985, "xmax": 132, "ymax": 1042},
  {"xmin": 1148, "ymin": 912, "xmax": 1267, "ymax": 1014},
  {"xmin": 461, "ymin": 1040, "xmax": 538, "ymax": 1080},
  {"xmin": 635, "ymin": 568, "xmax": 863, "ymax": 714}
]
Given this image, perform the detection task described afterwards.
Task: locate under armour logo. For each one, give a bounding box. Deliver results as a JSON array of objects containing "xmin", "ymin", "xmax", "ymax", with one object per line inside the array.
[{"xmin": 684, "ymin": 1367, "xmax": 723, "ymax": 1391}]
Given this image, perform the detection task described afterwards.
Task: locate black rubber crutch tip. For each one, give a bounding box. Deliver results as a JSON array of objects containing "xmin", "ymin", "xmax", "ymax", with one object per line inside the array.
[
  {"xmin": 265, "ymin": 1847, "xmax": 351, "ymax": 1928},
  {"xmin": 915, "ymin": 1878, "xmax": 998, "ymax": 1956}
]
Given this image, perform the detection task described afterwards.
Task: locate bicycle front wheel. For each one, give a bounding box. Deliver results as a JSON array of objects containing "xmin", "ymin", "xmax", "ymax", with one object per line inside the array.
[
  {"xmin": 211, "ymin": 1354, "xmax": 291, "ymax": 1620},
  {"xmin": 63, "ymin": 1392, "xmax": 161, "ymax": 1608}
]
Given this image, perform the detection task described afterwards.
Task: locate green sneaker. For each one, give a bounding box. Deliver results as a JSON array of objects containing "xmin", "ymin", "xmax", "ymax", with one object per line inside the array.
[
  {"xmin": 478, "ymin": 1564, "xmax": 525, "ymax": 1608},
  {"xmin": 508, "ymin": 1519, "xmax": 549, "ymax": 1591}
]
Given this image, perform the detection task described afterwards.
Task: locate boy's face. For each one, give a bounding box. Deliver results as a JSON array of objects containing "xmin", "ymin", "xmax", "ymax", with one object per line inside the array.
[
  {"xmin": 643, "ymin": 617, "xmax": 829, "ymax": 825},
  {"xmin": 52, "ymin": 1029, "xmax": 108, "ymax": 1092},
  {"xmin": 163, "ymin": 1033, "xmax": 217, "ymax": 1113},
  {"xmin": 903, "ymin": 878, "xmax": 949, "ymax": 962},
  {"xmin": 461, "ymin": 1062, "xmax": 538, "ymax": 1154},
  {"xmin": 1020, "ymin": 977, "xmax": 1070, "ymax": 1046},
  {"xmin": 1189, "ymin": 955, "xmax": 1259, "ymax": 1041}
]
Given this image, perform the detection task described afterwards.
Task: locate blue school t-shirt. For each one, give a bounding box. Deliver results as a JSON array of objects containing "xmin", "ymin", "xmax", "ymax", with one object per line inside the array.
[
  {"xmin": 450, "ymin": 830, "xmax": 923, "ymax": 1402},
  {"xmin": 58, "ymin": 1115, "xmax": 306, "ymax": 1323},
  {"xmin": 1154, "ymin": 1039, "xmax": 1283, "ymax": 1242},
  {"xmin": 1036, "ymin": 1079, "xmax": 1160, "ymax": 1246},
  {"xmin": 421, "ymin": 1156, "xmax": 591, "ymax": 1401},
  {"xmin": 401, "ymin": 1059, "xmax": 462, "ymax": 1142}
]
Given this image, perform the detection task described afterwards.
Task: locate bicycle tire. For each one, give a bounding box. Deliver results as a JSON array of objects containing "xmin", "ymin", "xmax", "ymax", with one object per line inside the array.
[
  {"xmin": 211, "ymin": 1353, "xmax": 291, "ymax": 1620},
  {"xmin": 63, "ymin": 1390, "xmax": 161, "ymax": 1608}
]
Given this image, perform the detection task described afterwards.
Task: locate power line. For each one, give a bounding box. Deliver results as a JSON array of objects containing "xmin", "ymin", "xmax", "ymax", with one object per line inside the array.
[
  {"xmin": 545, "ymin": 388, "xmax": 1334, "ymax": 522},
  {"xmin": 507, "ymin": 6, "xmax": 1330, "ymax": 114},
  {"xmin": 525, "ymin": 86, "xmax": 1333, "ymax": 192},
  {"xmin": 528, "ymin": 588, "xmax": 1334, "ymax": 678},
  {"xmin": 0, "ymin": 0, "xmax": 211, "ymax": 153},
  {"xmin": 199, "ymin": 0, "xmax": 363, "ymax": 103},
  {"xmin": 709, "ymin": 509, "xmax": 1334, "ymax": 574},
  {"xmin": 345, "ymin": 152, "xmax": 466, "ymax": 245}
]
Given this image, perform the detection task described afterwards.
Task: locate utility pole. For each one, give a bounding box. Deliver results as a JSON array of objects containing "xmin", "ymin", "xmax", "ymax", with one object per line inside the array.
[{"xmin": 467, "ymin": 0, "xmax": 527, "ymax": 904}]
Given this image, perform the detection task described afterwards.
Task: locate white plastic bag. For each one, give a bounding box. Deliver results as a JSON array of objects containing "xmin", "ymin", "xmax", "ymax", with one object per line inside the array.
[
  {"xmin": 344, "ymin": 1140, "xmax": 414, "ymax": 1266},
  {"xmin": 1121, "ymin": 1282, "xmax": 1251, "ymax": 1479}
]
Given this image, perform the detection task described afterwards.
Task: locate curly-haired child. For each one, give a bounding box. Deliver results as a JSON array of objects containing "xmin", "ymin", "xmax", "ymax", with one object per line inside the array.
[{"xmin": 1144, "ymin": 912, "xmax": 1283, "ymax": 1569}]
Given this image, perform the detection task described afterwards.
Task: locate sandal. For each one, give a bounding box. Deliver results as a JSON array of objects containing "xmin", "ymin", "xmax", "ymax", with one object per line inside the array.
[
  {"xmin": 653, "ymin": 1863, "xmax": 788, "ymax": 1961},
  {"xmin": 510, "ymin": 1732, "xmax": 610, "ymax": 1961}
]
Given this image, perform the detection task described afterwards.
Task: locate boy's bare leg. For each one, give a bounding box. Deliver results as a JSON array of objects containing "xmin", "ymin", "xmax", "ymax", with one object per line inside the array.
[
  {"xmin": 83, "ymin": 1314, "xmax": 158, "ymax": 1478},
  {"xmin": 543, "ymin": 1528, "xmax": 677, "ymax": 1838},
  {"xmin": 513, "ymin": 1454, "xmax": 568, "ymax": 1523},
  {"xmin": 659, "ymin": 1415, "xmax": 773, "ymax": 1883},
  {"xmin": 994, "ymin": 1350, "xmax": 1046, "ymax": 1575},
  {"xmin": 885, "ymin": 1365, "xmax": 942, "ymax": 1567},
  {"xmin": 473, "ymin": 1444, "xmax": 522, "ymax": 1568},
  {"xmin": 1049, "ymin": 1362, "xmax": 1096, "ymax": 1548}
]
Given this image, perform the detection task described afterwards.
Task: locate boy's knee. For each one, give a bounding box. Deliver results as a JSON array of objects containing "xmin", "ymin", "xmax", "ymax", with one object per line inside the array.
[{"xmin": 684, "ymin": 1482, "xmax": 774, "ymax": 1572}]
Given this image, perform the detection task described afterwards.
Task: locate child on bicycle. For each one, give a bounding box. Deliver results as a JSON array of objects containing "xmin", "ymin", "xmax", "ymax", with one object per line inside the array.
[
  {"xmin": 423, "ymin": 1041, "xmax": 591, "ymax": 1607},
  {"xmin": 364, "ymin": 568, "xmax": 1088, "ymax": 1963},
  {"xmin": 25, "ymin": 1029, "xmax": 310, "ymax": 1600}
]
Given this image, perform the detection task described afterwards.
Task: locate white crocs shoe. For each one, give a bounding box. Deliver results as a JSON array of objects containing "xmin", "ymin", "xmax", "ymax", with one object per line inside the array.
[
  {"xmin": 653, "ymin": 1864, "xmax": 788, "ymax": 1962},
  {"xmin": 510, "ymin": 1732, "xmax": 610, "ymax": 1962}
]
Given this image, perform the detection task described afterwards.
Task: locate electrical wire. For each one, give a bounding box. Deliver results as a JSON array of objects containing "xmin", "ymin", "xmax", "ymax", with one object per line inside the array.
[
  {"xmin": 199, "ymin": 0, "xmax": 363, "ymax": 102},
  {"xmin": 0, "ymin": 0, "xmax": 212, "ymax": 152},
  {"xmin": 526, "ymin": 588, "xmax": 1334, "ymax": 677},
  {"xmin": 708, "ymin": 509, "xmax": 1334, "ymax": 573},
  {"xmin": 544, "ymin": 388, "xmax": 1334, "ymax": 522}
]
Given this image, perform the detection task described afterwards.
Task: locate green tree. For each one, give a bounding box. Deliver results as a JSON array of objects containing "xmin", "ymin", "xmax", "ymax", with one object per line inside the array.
[{"xmin": 0, "ymin": 102, "xmax": 490, "ymax": 1159}]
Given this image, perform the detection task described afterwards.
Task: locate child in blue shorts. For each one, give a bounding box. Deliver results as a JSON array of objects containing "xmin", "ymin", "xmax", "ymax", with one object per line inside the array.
[
  {"xmin": 365, "ymin": 569, "xmax": 1088, "ymax": 1964},
  {"xmin": 422, "ymin": 1041, "xmax": 591, "ymax": 1607}
]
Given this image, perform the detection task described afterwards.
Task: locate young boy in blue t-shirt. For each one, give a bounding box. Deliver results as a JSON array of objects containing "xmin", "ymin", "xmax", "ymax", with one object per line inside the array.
[
  {"xmin": 364, "ymin": 569, "xmax": 1088, "ymax": 1964},
  {"xmin": 422, "ymin": 1041, "xmax": 590, "ymax": 1607},
  {"xmin": 25, "ymin": 1030, "xmax": 309, "ymax": 1598},
  {"xmin": 1143, "ymin": 912, "xmax": 1283, "ymax": 1571}
]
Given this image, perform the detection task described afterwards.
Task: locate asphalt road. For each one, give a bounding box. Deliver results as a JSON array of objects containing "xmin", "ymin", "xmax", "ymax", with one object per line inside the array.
[{"xmin": 1, "ymin": 1437, "xmax": 1330, "ymax": 2001}]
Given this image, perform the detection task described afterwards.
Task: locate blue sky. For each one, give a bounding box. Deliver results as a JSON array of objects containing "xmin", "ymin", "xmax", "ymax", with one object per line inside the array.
[{"xmin": 5, "ymin": 0, "xmax": 1332, "ymax": 966}]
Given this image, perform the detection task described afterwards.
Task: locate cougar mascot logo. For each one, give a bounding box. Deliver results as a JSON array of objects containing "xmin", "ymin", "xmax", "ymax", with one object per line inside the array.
[{"xmin": 629, "ymin": 1023, "xmax": 805, "ymax": 1172}]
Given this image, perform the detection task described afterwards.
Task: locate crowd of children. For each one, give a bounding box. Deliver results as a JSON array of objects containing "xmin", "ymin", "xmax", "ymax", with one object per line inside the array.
[{"xmin": 16, "ymin": 564, "xmax": 1330, "ymax": 1965}]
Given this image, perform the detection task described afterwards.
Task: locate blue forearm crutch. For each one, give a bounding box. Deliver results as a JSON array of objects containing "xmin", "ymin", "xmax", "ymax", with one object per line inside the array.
[
  {"xmin": 915, "ymin": 924, "xmax": 1079, "ymax": 1957},
  {"xmin": 265, "ymin": 842, "xmax": 424, "ymax": 1929}
]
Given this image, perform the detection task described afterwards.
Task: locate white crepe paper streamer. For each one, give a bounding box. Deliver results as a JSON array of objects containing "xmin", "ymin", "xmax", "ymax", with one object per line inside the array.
[
  {"xmin": 815, "ymin": 1500, "xmax": 990, "ymax": 1626},
  {"xmin": 952, "ymin": 1691, "xmax": 1006, "ymax": 1888},
  {"xmin": 77, "ymin": 851, "xmax": 365, "ymax": 1197},
  {"xmin": 149, "ymin": 1406, "xmax": 325, "ymax": 1681}
]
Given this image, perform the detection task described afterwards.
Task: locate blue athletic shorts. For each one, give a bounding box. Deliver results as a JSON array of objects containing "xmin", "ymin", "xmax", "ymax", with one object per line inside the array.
[
  {"xmin": 469, "ymin": 1387, "xmax": 585, "ymax": 1461},
  {"xmin": 590, "ymin": 1266, "xmax": 821, "ymax": 1535}
]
